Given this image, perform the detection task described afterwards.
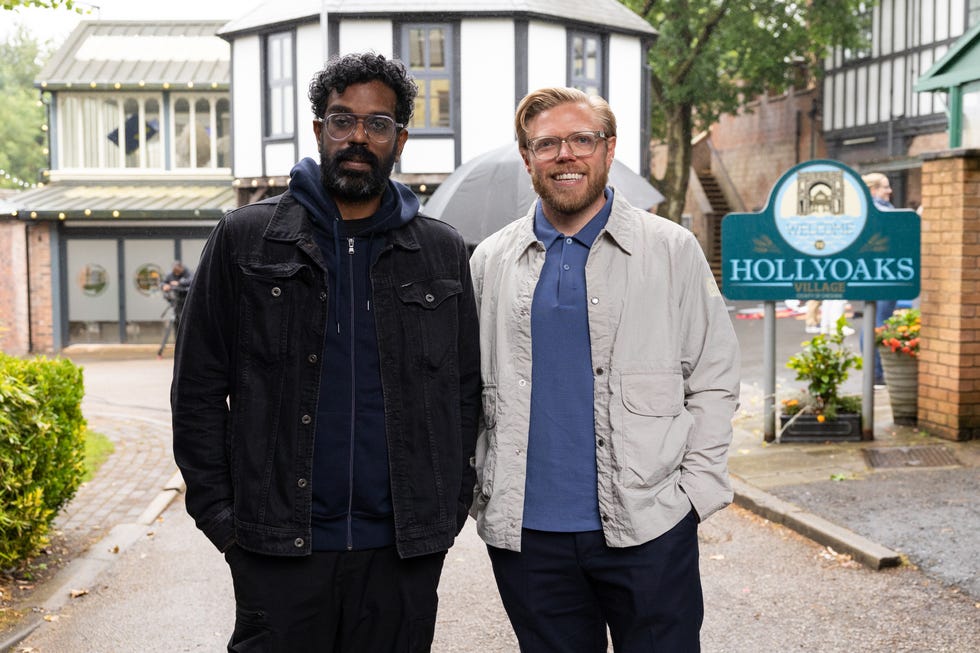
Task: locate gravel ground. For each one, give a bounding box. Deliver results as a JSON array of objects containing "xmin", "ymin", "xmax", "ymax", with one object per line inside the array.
[
  {"xmin": 768, "ymin": 466, "xmax": 980, "ymax": 600},
  {"xmin": 16, "ymin": 499, "xmax": 979, "ymax": 653}
]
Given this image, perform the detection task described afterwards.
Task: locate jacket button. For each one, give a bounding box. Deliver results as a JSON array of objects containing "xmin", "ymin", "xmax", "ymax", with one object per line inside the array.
[
  {"xmin": 297, "ymin": 478, "xmax": 307, "ymax": 488},
  {"xmin": 590, "ymin": 297, "xmax": 599, "ymax": 305},
  {"xmin": 301, "ymin": 414, "xmax": 312, "ymax": 425},
  {"xmin": 518, "ymin": 379, "xmax": 527, "ymax": 387},
  {"xmin": 271, "ymin": 287, "xmax": 282, "ymax": 297},
  {"xmin": 595, "ymin": 367, "xmax": 604, "ymax": 375},
  {"xmin": 308, "ymin": 354, "xmax": 318, "ymax": 364},
  {"xmin": 294, "ymin": 538, "xmax": 304, "ymax": 548},
  {"xmin": 319, "ymin": 291, "xmax": 327, "ymax": 301},
  {"xmin": 597, "ymin": 438, "xmax": 605, "ymax": 447},
  {"xmin": 425, "ymin": 293, "xmax": 435, "ymax": 303},
  {"xmin": 601, "ymin": 514, "xmax": 609, "ymax": 522}
]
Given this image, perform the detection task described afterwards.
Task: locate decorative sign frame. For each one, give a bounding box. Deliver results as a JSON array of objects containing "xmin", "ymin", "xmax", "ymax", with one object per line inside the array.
[{"xmin": 722, "ymin": 160, "xmax": 920, "ymax": 301}]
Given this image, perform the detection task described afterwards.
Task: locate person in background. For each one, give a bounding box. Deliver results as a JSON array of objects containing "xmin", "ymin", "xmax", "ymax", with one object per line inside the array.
[
  {"xmin": 469, "ymin": 87, "xmax": 740, "ymax": 652},
  {"xmin": 160, "ymin": 261, "xmax": 192, "ymax": 332},
  {"xmin": 862, "ymin": 172, "xmax": 897, "ymax": 387},
  {"xmin": 171, "ymin": 52, "xmax": 480, "ymax": 652}
]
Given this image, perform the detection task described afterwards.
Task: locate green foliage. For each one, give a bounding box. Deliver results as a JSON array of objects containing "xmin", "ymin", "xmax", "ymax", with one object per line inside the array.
[
  {"xmin": 1, "ymin": 1, "xmax": 80, "ymax": 10},
  {"xmin": 785, "ymin": 316, "xmax": 863, "ymax": 419},
  {"xmin": 0, "ymin": 353, "xmax": 87, "ymax": 567},
  {"xmin": 0, "ymin": 26, "xmax": 50, "ymax": 189},
  {"xmin": 618, "ymin": 0, "xmax": 876, "ymax": 220}
]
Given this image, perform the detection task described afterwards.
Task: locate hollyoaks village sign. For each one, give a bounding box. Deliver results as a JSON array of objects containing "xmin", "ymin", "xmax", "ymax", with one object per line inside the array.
[{"xmin": 721, "ymin": 160, "xmax": 920, "ymax": 301}]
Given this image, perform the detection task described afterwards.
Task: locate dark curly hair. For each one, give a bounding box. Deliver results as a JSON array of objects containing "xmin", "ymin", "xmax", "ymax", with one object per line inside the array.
[{"xmin": 309, "ymin": 52, "xmax": 417, "ymax": 126}]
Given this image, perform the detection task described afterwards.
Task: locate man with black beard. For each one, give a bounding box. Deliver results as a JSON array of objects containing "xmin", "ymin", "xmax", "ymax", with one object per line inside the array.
[{"xmin": 171, "ymin": 53, "xmax": 480, "ymax": 652}]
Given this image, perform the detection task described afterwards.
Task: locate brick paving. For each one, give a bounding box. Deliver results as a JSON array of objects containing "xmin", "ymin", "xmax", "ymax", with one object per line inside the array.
[{"xmin": 52, "ymin": 411, "xmax": 176, "ymax": 551}]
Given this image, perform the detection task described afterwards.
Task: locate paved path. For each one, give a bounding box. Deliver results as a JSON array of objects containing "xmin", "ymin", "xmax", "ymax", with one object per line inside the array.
[{"xmin": 6, "ymin": 323, "xmax": 980, "ymax": 651}]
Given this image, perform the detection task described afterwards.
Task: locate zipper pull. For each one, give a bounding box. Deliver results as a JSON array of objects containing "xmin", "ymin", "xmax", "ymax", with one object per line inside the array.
[{"xmin": 348, "ymin": 237, "xmax": 355, "ymax": 255}]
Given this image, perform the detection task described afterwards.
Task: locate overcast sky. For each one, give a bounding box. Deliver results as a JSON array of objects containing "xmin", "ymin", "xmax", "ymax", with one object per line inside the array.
[{"xmin": 3, "ymin": 0, "xmax": 261, "ymax": 47}]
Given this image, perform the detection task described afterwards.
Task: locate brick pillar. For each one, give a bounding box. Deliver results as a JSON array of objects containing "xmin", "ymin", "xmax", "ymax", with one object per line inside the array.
[
  {"xmin": 918, "ymin": 149, "xmax": 980, "ymax": 441},
  {"xmin": 27, "ymin": 221, "xmax": 56, "ymax": 353}
]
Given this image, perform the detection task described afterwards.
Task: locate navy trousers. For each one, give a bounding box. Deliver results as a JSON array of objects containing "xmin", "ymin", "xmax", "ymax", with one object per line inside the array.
[
  {"xmin": 487, "ymin": 510, "xmax": 703, "ymax": 653},
  {"xmin": 223, "ymin": 544, "xmax": 446, "ymax": 653}
]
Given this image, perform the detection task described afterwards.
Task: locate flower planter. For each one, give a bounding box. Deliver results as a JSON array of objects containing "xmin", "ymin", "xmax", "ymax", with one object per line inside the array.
[
  {"xmin": 779, "ymin": 412, "xmax": 862, "ymax": 443},
  {"xmin": 878, "ymin": 347, "xmax": 918, "ymax": 426}
]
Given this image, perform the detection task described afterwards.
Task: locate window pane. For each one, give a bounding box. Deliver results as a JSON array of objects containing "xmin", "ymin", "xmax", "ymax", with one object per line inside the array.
[
  {"xmin": 102, "ymin": 97, "xmax": 121, "ymax": 167},
  {"xmin": 429, "ymin": 29, "xmax": 446, "ymax": 70},
  {"xmin": 411, "ymin": 81, "xmax": 427, "ymax": 129},
  {"xmin": 61, "ymin": 96, "xmax": 81, "ymax": 167},
  {"xmin": 216, "ymin": 98, "xmax": 230, "ymax": 167},
  {"xmin": 409, "ymin": 29, "xmax": 425, "ymax": 68},
  {"xmin": 123, "ymin": 98, "xmax": 140, "ymax": 168},
  {"xmin": 265, "ymin": 32, "xmax": 294, "ymax": 138},
  {"xmin": 195, "ymin": 98, "xmax": 211, "ymax": 168},
  {"xmin": 145, "ymin": 99, "xmax": 162, "ymax": 168},
  {"xmin": 174, "ymin": 98, "xmax": 191, "ymax": 168},
  {"xmin": 431, "ymin": 78, "xmax": 451, "ymax": 128},
  {"xmin": 402, "ymin": 24, "xmax": 452, "ymax": 131},
  {"xmin": 584, "ymin": 38, "xmax": 598, "ymax": 78},
  {"xmin": 573, "ymin": 36, "xmax": 585, "ymax": 77}
]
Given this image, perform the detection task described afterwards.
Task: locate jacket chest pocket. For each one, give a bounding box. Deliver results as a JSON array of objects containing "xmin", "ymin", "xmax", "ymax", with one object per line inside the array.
[
  {"xmin": 239, "ymin": 262, "xmax": 314, "ymax": 365},
  {"xmin": 395, "ymin": 278, "xmax": 462, "ymax": 369}
]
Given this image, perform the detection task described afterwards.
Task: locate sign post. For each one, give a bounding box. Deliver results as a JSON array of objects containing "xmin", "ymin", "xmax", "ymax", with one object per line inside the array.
[{"xmin": 722, "ymin": 160, "xmax": 920, "ymax": 442}]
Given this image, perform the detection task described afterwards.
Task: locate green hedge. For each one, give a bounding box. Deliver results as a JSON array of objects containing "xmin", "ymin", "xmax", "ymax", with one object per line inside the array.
[{"xmin": 0, "ymin": 354, "xmax": 87, "ymax": 567}]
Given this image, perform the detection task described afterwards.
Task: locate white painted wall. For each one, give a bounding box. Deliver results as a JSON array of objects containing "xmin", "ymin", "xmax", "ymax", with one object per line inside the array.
[
  {"xmin": 295, "ymin": 22, "xmax": 323, "ymax": 163},
  {"xmin": 526, "ymin": 22, "xmax": 566, "ymax": 92},
  {"xmin": 229, "ymin": 15, "xmax": 652, "ymax": 178},
  {"xmin": 265, "ymin": 142, "xmax": 297, "ymax": 175},
  {"xmin": 232, "ymin": 35, "xmax": 263, "ymax": 178},
  {"xmin": 460, "ymin": 19, "xmax": 515, "ymax": 163},
  {"xmin": 607, "ymin": 34, "xmax": 642, "ymax": 173},
  {"xmin": 339, "ymin": 20, "xmax": 393, "ymax": 56},
  {"xmin": 399, "ymin": 138, "xmax": 455, "ymax": 174}
]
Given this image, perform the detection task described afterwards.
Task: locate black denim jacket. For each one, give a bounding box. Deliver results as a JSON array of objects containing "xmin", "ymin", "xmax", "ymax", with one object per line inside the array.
[{"xmin": 172, "ymin": 191, "xmax": 480, "ymax": 559}]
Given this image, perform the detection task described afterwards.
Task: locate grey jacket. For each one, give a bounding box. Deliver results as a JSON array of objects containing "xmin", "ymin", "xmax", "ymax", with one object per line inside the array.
[{"xmin": 469, "ymin": 190, "xmax": 740, "ymax": 552}]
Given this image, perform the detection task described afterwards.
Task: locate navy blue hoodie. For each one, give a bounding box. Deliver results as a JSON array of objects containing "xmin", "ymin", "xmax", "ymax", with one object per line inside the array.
[{"xmin": 289, "ymin": 157, "xmax": 420, "ymax": 551}]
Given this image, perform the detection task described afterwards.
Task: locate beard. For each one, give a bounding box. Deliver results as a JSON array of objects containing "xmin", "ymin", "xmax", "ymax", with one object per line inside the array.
[
  {"xmin": 320, "ymin": 142, "xmax": 397, "ymax": 201},
  {"xmin": 530, "ymin": 164, "xmax": 609, "ymax": 216}
]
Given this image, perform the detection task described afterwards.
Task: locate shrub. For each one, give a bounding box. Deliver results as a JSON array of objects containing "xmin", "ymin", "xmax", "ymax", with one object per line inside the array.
[
  {"xmin": 0, "ymin": 354, "xmax": 87, "ymax": 567},
  {"xmin": 784, "ymin": 316, "xmax": 863, "ymax": 420}
]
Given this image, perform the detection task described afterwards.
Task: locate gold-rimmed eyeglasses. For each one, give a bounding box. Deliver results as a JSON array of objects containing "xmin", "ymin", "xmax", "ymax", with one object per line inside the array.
[{"xmin": 525, "ymin": 131, "xmax": 607, "ymax": 161}]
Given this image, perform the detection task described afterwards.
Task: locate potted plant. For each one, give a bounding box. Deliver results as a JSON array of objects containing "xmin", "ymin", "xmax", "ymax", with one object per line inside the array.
[
  {"xmin": 780, "ymin": 316, "xmax": 863, "ymax": 442},
  {"xmin": 875, "ymin": 308, "xmax": 920, "ymax": 425}
]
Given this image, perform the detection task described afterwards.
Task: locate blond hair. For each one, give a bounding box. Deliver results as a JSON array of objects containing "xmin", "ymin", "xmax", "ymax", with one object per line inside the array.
[
  {"xmin": 861, "ymin": 172, "xmax": 889, "ymax": 190},
  {"xmin": 514, "ymin": 87, "xmax": 617, "ymax": 148}
]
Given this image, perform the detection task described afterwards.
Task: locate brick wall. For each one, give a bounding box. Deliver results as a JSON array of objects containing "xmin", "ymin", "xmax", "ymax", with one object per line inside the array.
[
  {"xmin": 710, "ymin": 89, "xmax": 826, "ymax": 211},
  {"xmin": 27, "ymin": 222, "xmax": 56, "ymax": 353},
  {"xmin": 917, "ymin": 150, "xmax": 980, "ymax": 441},
  {"xmin": 0, "ymin": 220, "xmax": 29, "ymax": 355}
]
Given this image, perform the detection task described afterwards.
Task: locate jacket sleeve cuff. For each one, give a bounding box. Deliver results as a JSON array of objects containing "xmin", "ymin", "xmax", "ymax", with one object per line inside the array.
[{"xmin": 201, "ymin": 505, "xmax": 236, "ymax": 553}]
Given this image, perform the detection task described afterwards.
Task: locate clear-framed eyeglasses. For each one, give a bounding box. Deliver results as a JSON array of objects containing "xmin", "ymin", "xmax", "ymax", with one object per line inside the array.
[
  {"xmin": 525, "ymin": 131, "xmax": 607, "ymax": 161},
  {"xmin": 316, "ymin": 112, "xmax": 404, "ymax": 143}
]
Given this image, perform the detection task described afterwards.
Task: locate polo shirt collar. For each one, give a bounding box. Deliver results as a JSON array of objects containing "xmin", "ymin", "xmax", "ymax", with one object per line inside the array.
[{"xmin": 532, "ymin": 187, "xmax": 614, "ymax": 247}]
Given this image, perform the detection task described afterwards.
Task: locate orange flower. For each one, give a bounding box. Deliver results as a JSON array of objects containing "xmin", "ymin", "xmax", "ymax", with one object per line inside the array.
[{"xmin": 817, "ymin": 414, "xmax": 826, "ymax": 423}]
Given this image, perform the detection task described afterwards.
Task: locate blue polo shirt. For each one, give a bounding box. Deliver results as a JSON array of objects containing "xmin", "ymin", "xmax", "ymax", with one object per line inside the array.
[{"xmin": 523, "ymin": 188, "xmax": 613, "ymax": 532}]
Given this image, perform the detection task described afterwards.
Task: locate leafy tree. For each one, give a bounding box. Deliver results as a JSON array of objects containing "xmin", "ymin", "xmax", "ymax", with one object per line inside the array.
[
  {"xmin": 1, "ymin": 1, "xmax": 78, "ymax": 10},
  {"xmin": 0, "ymin": 26, "xmax": 50, "ymax": 189},
  {"xmin": 620, "ymin": 0, "xmax": 874, "ymax": 222}
]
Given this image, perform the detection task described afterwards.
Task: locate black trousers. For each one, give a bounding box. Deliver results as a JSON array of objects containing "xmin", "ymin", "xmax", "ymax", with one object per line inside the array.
[
  {"xmin": 224, "ymin": 545, "xmax": 446, "ymax": 653},
  {"xmin": 487, "ymin": 510, "xmax": 703, "ymax": 653}
]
